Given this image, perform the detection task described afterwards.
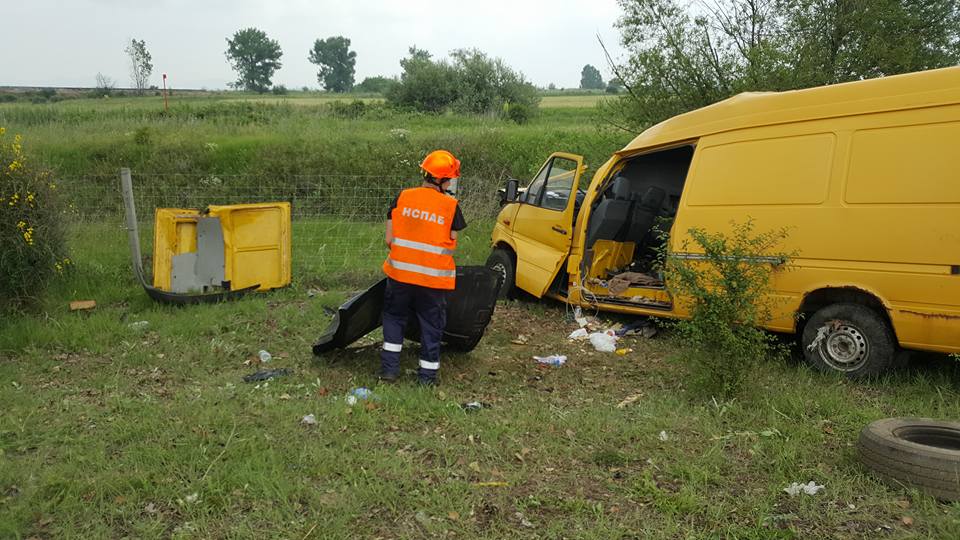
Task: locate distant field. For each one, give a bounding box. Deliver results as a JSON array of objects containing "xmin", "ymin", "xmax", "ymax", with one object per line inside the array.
[
  {"xmin": 227, "ymin": 94, "xmax": 611, "ymax": 108},
  {"xmin": 540, "ymin": 94, "xmax": 611, "ymax": 108}
]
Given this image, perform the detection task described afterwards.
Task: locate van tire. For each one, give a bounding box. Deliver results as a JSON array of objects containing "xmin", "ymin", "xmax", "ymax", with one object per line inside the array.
[
  {"xmin": 801, "ymin": 303, "xmax": 896, "ymax": 379},
  {"xmin": 486, "ymin": 249, "xmax": 516, "ymax": 299},
  {"xmin": 857, "ymin": 417, "xmax": 960, "ymax": 502}
]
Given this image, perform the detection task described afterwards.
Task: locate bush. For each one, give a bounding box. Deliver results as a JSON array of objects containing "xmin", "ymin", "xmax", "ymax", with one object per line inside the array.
[
  {"xmin": 271, "ymin": 84, "xmax": 288, "ymax": 95},
  {"xmin": 0, "ymin": 128, "xmax": 70, "ymax": 306},
  {"xmin": 660, "ymin": 220, "xmax": 791, "ymax": 399}
]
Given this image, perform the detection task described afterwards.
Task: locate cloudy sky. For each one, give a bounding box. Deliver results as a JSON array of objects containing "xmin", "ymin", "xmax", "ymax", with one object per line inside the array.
[{"xmin": 1, "ymin": 0, "xmax": 627, "ymax": 90}]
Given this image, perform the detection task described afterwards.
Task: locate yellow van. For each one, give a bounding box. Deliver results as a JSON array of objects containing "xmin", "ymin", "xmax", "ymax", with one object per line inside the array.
[{"xmin": 488, "ymin": 66, "xmax": 960, "ymax": 378}]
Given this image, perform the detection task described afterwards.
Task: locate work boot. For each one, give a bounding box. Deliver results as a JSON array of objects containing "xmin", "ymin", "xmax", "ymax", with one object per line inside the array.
[
  {"xmin": 417, "ymin": 377, "xmax": 437, "ymax": 387},
  {"xmin": 378, "ymin": 370, "xmax": 399, "ymax": 384}
]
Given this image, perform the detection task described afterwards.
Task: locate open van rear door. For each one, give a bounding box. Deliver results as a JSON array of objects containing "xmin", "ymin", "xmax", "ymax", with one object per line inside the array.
[{"xmin": 511, "ymin": 152, "xmax": 585, "ymax": 297}]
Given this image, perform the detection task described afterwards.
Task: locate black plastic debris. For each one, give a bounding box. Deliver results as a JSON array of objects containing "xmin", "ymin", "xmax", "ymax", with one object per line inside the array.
[{"xmin": 243, "ymin": 368, "xmax": 291, "ymax": 383}]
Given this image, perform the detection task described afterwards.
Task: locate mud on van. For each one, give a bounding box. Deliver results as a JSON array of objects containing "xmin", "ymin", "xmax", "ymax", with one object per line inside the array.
[{"xmin": 487, "ymin": 66, "xmax": 960, "ymax": 378}]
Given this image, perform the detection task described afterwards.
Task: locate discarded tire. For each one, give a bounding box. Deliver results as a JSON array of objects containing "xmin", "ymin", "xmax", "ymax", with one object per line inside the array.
[{"xmin": 857, "ymin": 417, "xmax": 960, "ymax": 502}]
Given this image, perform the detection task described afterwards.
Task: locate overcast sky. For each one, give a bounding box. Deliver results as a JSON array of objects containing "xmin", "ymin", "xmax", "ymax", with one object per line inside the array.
[{"xmin": 1, "ymin": 0, "xmax": 627, "ymax": 90}]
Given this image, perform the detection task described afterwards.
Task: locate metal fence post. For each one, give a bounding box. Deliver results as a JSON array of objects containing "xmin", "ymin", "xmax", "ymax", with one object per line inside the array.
[{"xmin": 120, "ymin": 167, "xmax": 145, "ymax": 280}]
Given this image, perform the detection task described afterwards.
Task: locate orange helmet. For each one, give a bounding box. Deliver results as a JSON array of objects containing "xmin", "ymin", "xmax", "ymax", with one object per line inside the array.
[{"xmin": 420, "ymin": 150, "xmax": 461, "ymax": 180}]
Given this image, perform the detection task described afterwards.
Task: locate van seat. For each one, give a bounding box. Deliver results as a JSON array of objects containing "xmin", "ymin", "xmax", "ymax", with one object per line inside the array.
[{"xmin": 586, "ymin": 175, "xmax": 633, "ymax": 248}]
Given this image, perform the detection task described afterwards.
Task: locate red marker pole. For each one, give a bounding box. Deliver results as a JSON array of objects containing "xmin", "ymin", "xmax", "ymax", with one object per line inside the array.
[{"xmin": 162, "ymin": 73, "xmax": 169, "ymax": 112}]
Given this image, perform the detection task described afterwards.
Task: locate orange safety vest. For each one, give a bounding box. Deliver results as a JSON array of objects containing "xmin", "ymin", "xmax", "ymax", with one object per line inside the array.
[{"xmin": 383, "ymin": 187, "xmax": 458, "ymax": 290}]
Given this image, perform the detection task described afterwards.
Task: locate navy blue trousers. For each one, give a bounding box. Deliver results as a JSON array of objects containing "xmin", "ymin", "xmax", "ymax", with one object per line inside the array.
[{"xmin": 380, "ymin": 278, "xmax": 447, "ymax": 382}]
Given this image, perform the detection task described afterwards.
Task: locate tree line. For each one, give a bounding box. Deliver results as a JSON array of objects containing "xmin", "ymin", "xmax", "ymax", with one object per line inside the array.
[{"xmin": 605, "ymin": 0, "xmax": 960, "ymax": 131}]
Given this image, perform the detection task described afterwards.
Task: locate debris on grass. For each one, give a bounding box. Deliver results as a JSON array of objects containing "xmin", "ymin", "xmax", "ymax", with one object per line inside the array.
[
  {"xmin": 783, "ymin": 481, "xmax": 825, "ymax": 497},
  {"xmin": 568, "ymin": 328, "xmax": 589, "ymax": 340},
  {"xmin": 616, "ymin": 319, "xmax": 657, "ymax": 338},
  {"xmin": 301, "ymin": 414, "xmax": 317, "ymax": 425},
  {"xmin": 181, "ymin": 492, "xmax": 199, "ymax": 504},
  {"xmin": 461, "ymin": 401, "xmax": 491, "ymax": 412},
  {"xmin": 589, "ymin": 331, "xmax": 618, "ymax": 352},
  {"xmin": 258, "ymin": 350, "xmax": 272, "ymax": 363},
  {"xmin": 69, "ymin": 300, "xmax": 96, "ymax": 311},
  {"xmin": 533, "ymin": 354, "xmax": 566, "ymax": 366},
  {"xmin": 346, "ymin": 387, "xmax": 376, "ymax": 406},
  {"xmin": 510, "ymin": 334, "xmax": 530, "ymax": 345},
  {"xmin": 243, "ymin": 368, "xmax": 291, "ymax": 383},
  {"xmin": 616, "ymin": 392, "xmax": 644, "ymax": 409},
  {"xmin": 615, "ymin": 347, "xmax": 633, "ymax": 356},
  {"xmin": 658, "ymin": 430, "xmax": 669, "ymax": 441},
  {"xmin": 515, "ymin": 511, "xmax": 536, "ymax": 529},
  {"xmin": 127, "ymin": 320, "xmax": 149, "ymax": 330},
  {"xmin": 144, "ymin": 502, "xmax": 158, "ymax": 514}
]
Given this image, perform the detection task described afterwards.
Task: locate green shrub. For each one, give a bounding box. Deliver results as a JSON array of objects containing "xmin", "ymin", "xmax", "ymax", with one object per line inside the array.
[
  {"xmin": 659, "ymin": 220, "xmax": 791, "ymax": 399},
  {"xmin": 0, "ymin": 128, "xmax": 70, "ymax": 306},
  {"xmin": 133, "ymin": 126, "xmax": 152, "ymax": 145}
]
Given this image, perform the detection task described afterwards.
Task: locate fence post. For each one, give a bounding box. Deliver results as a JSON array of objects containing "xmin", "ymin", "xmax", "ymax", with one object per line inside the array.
[{"xmin": 120, "ymin": 167, "xmax": 144, "ymax": 280}]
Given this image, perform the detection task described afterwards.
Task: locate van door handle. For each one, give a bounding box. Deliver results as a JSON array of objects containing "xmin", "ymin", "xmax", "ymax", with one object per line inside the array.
[{"xmin": 551, "ymin": 225, "xmax": 567, "ymax": 235}]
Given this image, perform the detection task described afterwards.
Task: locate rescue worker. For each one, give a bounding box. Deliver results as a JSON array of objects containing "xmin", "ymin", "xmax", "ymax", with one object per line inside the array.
[{"xmin": 380, "ymin": 150, "xmax": 467, "ymax": 385}]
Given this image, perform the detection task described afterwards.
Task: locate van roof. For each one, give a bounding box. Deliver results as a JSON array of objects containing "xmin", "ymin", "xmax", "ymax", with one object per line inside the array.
[{"xmin": 618, "ymin": 66, "xmax": 960, "ymax": 155}]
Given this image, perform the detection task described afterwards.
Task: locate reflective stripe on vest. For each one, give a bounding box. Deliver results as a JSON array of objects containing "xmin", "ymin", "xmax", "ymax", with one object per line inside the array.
[
  {"xmin": 386, "ymin": 258, "xmax": 456, "ymax": 278},
  {"xmin": 392, "ymin": 237, "xmax": 455, "ymax": 256}
]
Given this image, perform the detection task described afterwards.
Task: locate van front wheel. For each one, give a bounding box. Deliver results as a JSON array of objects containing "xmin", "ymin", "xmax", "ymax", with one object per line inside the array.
[
  {"xmin": 801, "ymin": 303, "xmax": 896, "ymax": 379},
  {"xmin": 486, "ymin": 248, "xmax": 516, "ymax": 299}
]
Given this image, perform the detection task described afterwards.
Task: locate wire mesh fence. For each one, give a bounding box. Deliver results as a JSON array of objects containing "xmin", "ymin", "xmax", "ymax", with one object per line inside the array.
[{"xmin": 58, "ymin": 172, "xmax": 504, "ymax": 284}]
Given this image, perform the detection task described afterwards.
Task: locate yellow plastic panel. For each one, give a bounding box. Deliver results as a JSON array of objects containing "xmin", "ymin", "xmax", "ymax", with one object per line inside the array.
[
  {"xmin": 152, "ymin": 208, "xmax": 200, "ymax": 291},
  {"xmin": 209, "ymin": 203, "xmax": 291, "ymax": 291}
]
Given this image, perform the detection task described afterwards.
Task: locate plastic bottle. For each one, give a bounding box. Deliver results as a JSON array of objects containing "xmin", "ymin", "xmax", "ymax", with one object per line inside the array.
[
  {"xmin": 351, "ymin": 387, "xmax": 373, "ymax": 399},
  {"xmin": 258, "ymin": 350, "xmax": 272, "ymax": 363},
  {"xmin": 533, "ymin": 355, "xmax": 567, "ymax": 366}
]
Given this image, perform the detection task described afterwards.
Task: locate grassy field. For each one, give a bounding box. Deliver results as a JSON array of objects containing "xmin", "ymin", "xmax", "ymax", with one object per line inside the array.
[
  {"xmin": 2, "ymin": 230, "xmax": 960, "ymax": 538},
  {"xmin": 3, "ymin": 93, "xmax": 960, "ymax": 538}
]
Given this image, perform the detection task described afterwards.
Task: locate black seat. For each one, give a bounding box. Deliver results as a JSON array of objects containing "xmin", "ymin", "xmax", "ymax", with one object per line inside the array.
[
  {"xmin": 625, "ymin": 186, "xmax": 666, "ymax": 241},
  {"xmin": 586, "ymin": 175, "xmax": 633, "ymax": 248}
]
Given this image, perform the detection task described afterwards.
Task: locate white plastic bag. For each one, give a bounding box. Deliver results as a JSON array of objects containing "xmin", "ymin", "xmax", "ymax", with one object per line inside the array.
[
  {"xmin": 589, "ymin": 331, "xmax": 618, "ymax": 353},
  {"xmin": 568, "ymin": 328, "xmax": 589, "ymax": 340}
]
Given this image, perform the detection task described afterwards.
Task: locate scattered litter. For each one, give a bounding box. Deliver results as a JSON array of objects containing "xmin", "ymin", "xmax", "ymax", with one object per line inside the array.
[
  {"xmin": 658, "ymin": 430, "xmax": 669, "ymax": 441},
  {"xmin": 183, "ymin": 492, "xmax": 199, "ymax": 504},
  {"xmin": 346, "ymin": 387, "xmax": 376, "ymax": 406},
  {"xmin": 589, "ymin": 331, "xmax": 618, "ymax": 353},
  {"xmin": 415, "ymin": 511, "xmax": 431, "ymax": 527},
  {"xmin": 258, "ymin": 350, "xmax": 272, "ymax": 363},
  {"xmin": 510, "ymin": 334, "xmax": 530, "ymax": 345},
  {"xmin": 533, "ymin": 354, "xmax": 567, "ymax": 366},
  {"xmin": 783, "ymin": 481, "xmax": 825, "ymax": 497},
  {"xmin": 306, "ymin": 288, "xmax": 324, "ymax": 298},
  {"xmin": 617, "ymin": 392, "xmax": 644, "ymax": 408},
  {"xmin": 127, "ymin": 320, "xmax": 149, "ymax": 330},
  {"xmin": 461, "ymin": 401, "xmax": 491, "ymax": 412},
  {"xmin": 514, "ymin": 511, "xmax": 536, "ymax": 529},
  {"xmin": 69, "ymin": 300, "xmax": 96, "ymax": 311},
  {"xmin": 301, "ymin": 414, "xmax": 317, "ymax": 425},
  {"xmin": 568, "ymin": 328, "xmax": 589, "ymax": 340},
  {"xmin": 615, "ymin": 348, "xmax": 633, "ymax": 356},
  {"xmin": 573, "ymin": 306, "xmax": 589, "ymax": 328},
  {"xmin": 616, "ymin": 319, "xmax": 656, "ymax": 338},
  {"xmin": 242, "ymin": 368, "xmax": 291, "ymax": 383},
  {"xmin": 607, "ymin": 272, "xmax": 662, "ymax": 295},
  {"xmin": 144, "ymin": 502, "xmax": 158, "ymax": 514}
]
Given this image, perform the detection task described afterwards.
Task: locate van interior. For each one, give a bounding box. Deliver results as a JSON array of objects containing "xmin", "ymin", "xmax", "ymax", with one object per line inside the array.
[{"xmin": 579, "ymin": 145, "xmax": 695, "ymax": 303}]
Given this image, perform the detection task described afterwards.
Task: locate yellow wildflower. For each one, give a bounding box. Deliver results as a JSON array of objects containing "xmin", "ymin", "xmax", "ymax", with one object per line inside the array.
[
  {"xmin": 17, "ymin": 220, "xmax": 26, "ymax": 230},
  {"xmin": 0, "ymin": 127, "xmax": 5, "ymax": 136}
]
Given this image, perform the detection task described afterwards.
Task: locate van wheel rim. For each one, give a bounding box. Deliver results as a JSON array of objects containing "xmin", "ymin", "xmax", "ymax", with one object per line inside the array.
[
  {"xmin": 490, "ymin": 263, "xmax": 507, "ymax": 283},
  {"xmin": 820, "ymin": 324, "xmax": 869, "ymax": 372}
]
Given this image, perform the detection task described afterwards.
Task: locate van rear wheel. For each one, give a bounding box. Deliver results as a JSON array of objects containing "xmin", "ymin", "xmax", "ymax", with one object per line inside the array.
[
  {"xmin": 486, "ymin": 248, "xmax": 516, "ymax": 299},
  {"xmin": 801, "ymin": 303, "xmax": 896, "ymax": 379}
]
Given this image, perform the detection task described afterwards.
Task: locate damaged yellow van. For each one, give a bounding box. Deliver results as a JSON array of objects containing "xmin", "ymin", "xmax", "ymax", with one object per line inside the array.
[{"xmin": 488, "ymin": 66, "xmax": 960, "ymax": 378}]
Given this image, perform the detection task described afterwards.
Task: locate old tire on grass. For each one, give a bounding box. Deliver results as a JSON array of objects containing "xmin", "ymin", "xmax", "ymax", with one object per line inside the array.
[
  {"xmin": 801, "ymin": 303, "xmax": 896, "ymax": 379},
  {"xmin": 858, "ymin": 417, "xmax": 960, "ymax": 502},
  {"xmin": 486, "ymin": 248, "xmax": 516, "ymax": 299}
]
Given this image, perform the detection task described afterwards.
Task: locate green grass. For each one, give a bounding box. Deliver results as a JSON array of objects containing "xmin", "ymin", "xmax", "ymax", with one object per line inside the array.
[{"xmin": 2, "ymin": 225, "xmax": 960, "ymax": 538}]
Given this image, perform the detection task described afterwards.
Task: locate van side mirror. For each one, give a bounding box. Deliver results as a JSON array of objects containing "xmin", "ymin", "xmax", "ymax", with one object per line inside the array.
[{"xmin": 500, "ymin": 178, "xmax": 519, "ymax": 206}]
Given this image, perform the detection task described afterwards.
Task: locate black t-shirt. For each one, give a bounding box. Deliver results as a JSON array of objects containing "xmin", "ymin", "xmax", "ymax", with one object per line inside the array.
[{"xmin": 387, "ymin": 194, "xmax": 467, "ymax": 231}]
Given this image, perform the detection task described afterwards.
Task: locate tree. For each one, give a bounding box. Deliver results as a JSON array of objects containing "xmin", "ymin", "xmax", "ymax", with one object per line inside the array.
[
  {"xmin": 92, "ymin": 72, "xmax": 115, "ymax": 97},
  {"xmin": 308, "ymin": 36, "xmax": 357, "ymax": 92},
  {"xmin": 386, "ymin": 46, "xmax": 540, "ymax": 121},
  {"xmin": 605, "ymin": 0, "xmax": 960, "ymax": 131},
  {"xmin": 580, "ymin": 64, "xmax": 605, "ymax": 89},
  {"xmin": 124, "ymin": 39, "xmax": 153, "ymax": 95},
  {"xmin": 225, "ymin": 28, "xmax": 283, "ymax": 93},
  {"xmin": 354, "ymin": 76, "xmax": 398, "ymax": 94}
]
